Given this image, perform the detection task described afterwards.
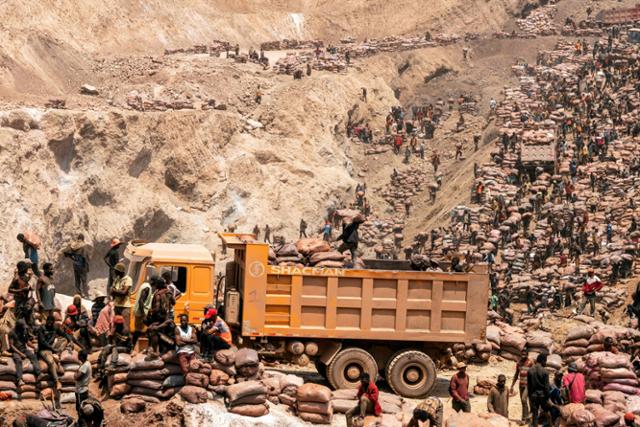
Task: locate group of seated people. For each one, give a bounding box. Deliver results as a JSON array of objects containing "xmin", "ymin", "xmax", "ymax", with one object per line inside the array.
[{"xmin": 1, "ymin": 259, "xmax": 233, "ymax": 400}]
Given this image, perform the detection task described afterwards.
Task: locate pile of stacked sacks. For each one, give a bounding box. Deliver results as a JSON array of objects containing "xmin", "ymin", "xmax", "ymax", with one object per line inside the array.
[
  {"xmin": 296, "ymin": 383, "xmax": 334, "ymax": 425},
  {"xmin": 209, "ymin": 348, "xmax": 236, "ymax": 392},
  {"xmin": 483, "ymin": 322, "xmax": 560, "ymax": 368},
  {"xmin": 124, "ymin": 353, "xmax": 182, "ymax": 400},
  {"xmin": 268, "ymin": 238, "xmax": 346, "ymax": 268},
  {"xmin": 105, "ymin": 352, "xmax": 133, "ymax": 399},
  {"xmin": 0, "ymin": 358, "xmax": 18, "ymax": 400},
  {"xmin": 225, "ymin": 380, "xmax": 269, "ymax": 417},
  {"xmin": 59, "ymin": 349, "xmax": 81, "ymax": 403}
]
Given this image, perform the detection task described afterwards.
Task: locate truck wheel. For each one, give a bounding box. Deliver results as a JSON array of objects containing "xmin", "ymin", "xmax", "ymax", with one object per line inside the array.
[
  {"xmin": 385, "ymin": 350, "xmax": 436, "ymax": 398},
  {"xmin": 327, "ymin": 348, "xmax": 378, "ymax": 390}
]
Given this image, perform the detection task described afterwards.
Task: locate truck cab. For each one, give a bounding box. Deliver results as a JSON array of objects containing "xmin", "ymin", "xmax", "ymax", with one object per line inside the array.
[
  {"xmin": 629, "ymin": 28, "xmax": 640, "ymax": 43},
  {"xmin": 123, "ymin": 242, "xmax": 215, "ymax": 325}
]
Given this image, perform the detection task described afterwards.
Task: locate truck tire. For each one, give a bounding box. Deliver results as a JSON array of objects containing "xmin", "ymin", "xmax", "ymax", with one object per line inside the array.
[
  {"xmin": 327, "ymin": 348, "xmax": 378, "ymax": 390},
  {"xmin": 385, "ymin": 350, "xmax": 436, "ymax": 398}
]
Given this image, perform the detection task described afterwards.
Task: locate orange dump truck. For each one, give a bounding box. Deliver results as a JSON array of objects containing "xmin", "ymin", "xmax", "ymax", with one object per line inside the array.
[{"xmin": 220, "ymin": 233, "xmax": 489, "ymax": 398}]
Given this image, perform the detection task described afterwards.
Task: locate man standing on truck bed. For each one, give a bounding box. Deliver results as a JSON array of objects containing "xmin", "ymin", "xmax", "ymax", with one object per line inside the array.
[
  {"xmin": 336, "ymin": 214, "xmax": 365, "ymax": 267},
  {"xmin": 449, "ymin": 362, "xmax": 471, "ymax": 412},
  {"xmin": 345, "ymin": 373, "xmax": 381, "ymax": 427}
]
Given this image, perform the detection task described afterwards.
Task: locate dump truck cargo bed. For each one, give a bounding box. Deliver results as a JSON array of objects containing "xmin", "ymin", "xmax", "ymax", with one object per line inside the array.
[{"xmin": 220, "ymin": 233, "xmax": 489, "ymax": 344}]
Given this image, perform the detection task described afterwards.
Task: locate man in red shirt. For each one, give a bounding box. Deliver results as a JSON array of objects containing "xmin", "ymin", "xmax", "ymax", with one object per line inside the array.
[
  {"xmin": 577, "ymin": 269, "xmax": 603, "ymax": 317},
  {"xmin": 450, "ymin": 362, "xmax": 471, "ymax": 412},
  {"xmin": 346, "ymin": 373, "xmax": 381, "ymax": 427}
]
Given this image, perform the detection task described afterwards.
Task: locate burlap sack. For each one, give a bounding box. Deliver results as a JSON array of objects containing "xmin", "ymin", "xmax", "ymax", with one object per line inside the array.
[
  {"xmin": 235, "ymin": 349, "xmax": 259, "ymax": 368},
  {"xmin": 60, "ymin": 350, "xmax": 79, "ymax": 364},
  {"xmin": 296, "ymin": 239, "xmax": 331, "ymax": 255},
  {"xmin": 130, "ymin": 386, "xmax": 178, "ymax": 399},
  {"xmin": 585, "ymin": 389, "xmax": 603, "ymax": 404},
  {"xmin": 179, "ymin": 385, "xmax": 209, "ymax": 404},
  {"xmin": 332, "ymin": 388, "xmax": 358, "ymax": 400},
  {"xmin": 310, "ymin": 251, "xmax": 345, "ymax": 264},
  {"xmin": 569, "ymin": 409, "xmax": 595, "ymax": 426},
  {"xmin": 163, "ymin": 375, "xmax": 185, "ymax": 389},
  {"xmin": 0, "ymin": 358, "xmax": 16, "ymax": 376},
  {"xmin": 120, "ymin": 397, "xmax": 146, "ymax": 414},
  {"xmin": 228, "ymin": 403, "xmax": 269, "ymax": 417},
  {"xmin": 226, "ymin": 381, "xmax": 267, "ymax": 402},
  {"xmin": 186, "ymin": 372, "xmax": 209, "ymax": 388},
  {"xmin": 297, "ymin": 383, "xmax": 332, "ymax": 403},
  {"xmin": 110, "ymin": 383, "xmax": 132, "ymax": 398},
  {"xmin": 332, "ymin": 399, "xmax": 355, "ymax": 413},
  {"xmin": 210, "ymin": 369, "xmax": 230, "ymax": 386},
  {"xmin": 20, "ymin": 391, "xmax": 37, "ymax": 400},
  {"xmin": 214, "ymin": 349, "xmax": 236, "ymax": 366},
  {"xmin": 0, "ymin": 381, "xmax": 16, "ymax": 390},
  {"xmin": 299, "ymin": 411, "xmax": 332, "ymax": 424},
  {"xmin": 189, "ymin": 359, "xmax": 212, "ymax": 376},
  {"xmin": 278, "ymin": 393, "xmax": 296, "ymax": 406},
  {"xmin": 298, "ymin": 400, "xmax": 332, "ymax": 415},
  {"xmin": 261, "ymin": 377, "xmax": 281, "ymax": 396},
  {"xmin": 229, "ymin": 393, "xmax": 267, "ymax": 407},
  {"xmin": 445, "ymin": 412, "xmax": 493, "ymax": 427},
  {"xmin": 127, "ymin": 379, "xmax": 163, "ymax": 390},
  {"xmin": 279, "ymin": 374, "xmax": 304, "ymax": 390},
  {"xmin": 130, "ymin": 355, "xmax": 164, "ymax": 371}
]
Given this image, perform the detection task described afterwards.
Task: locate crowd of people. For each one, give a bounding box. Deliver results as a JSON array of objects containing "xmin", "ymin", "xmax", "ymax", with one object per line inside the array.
[{"xmin": 0, "ymin": 234, "xmax": 235, "ymax": 426}]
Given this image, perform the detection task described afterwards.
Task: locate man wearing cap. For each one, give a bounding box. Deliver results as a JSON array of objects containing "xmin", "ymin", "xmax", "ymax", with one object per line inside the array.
[
  {"xmin": 110, "ymin": 263, "xmax": 132, "ymax": 332},
  {"xmin": 562, "ymin": 362, "xmax": 585, "ymax": 404},
  {"xmin": 577, "ymin": 269, "xmax": 603, "ymax": 317},
  {"xmin": 201, "ymin": 308, "xmax": 232, "ymax": 359},
  {"xmin": 449, "ymin": 362, "xmax": 471, "ymax": 412},
  {"xmin": 103, "ymin": 238, "xmax": 121, "ymax": 295},
  {"xmin": 64, "ymin": 304, "xmax": 91, "ymax": 350},
  {"xmin": 175, "ymin": 314, "xmax": 197, "ymax": 375}
]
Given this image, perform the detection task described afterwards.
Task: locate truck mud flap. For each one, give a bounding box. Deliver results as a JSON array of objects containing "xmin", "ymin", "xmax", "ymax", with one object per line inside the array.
[{"xmin": 318, "ymin": 341, "xmax": 342, "ymax": 365}]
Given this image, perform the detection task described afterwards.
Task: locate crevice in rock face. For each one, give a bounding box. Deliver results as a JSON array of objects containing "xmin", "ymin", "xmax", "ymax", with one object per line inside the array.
[
  {"xmin": 130, "ymin": 208, "xmax": 174, "ymax": 242},
  {"xmin": 87, "ymin": 188, "xmax": 114, "ymax": 206},
  {"xmin": 48, "ymin": 133, "xmax": 76, "ymax": 173},
  {"xmin": 128, "ymin": 148, "xmax": 152, "ymax": 178}
]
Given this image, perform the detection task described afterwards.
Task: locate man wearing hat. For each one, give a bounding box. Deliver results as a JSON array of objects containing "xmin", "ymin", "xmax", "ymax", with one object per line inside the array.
[
  {"xmin": 103, "ymin": 238, "xmax": 122, "ymax": 295},
  {"xmin": 449, "ymin": 362, "xmax": 470, "ymax": 412},
  {"xmin": 110, "ymin": 263, "xmax": 132, "ymax": 332},
  {"xmin": 562, "ymin": 362, "xmax": 585, "ymax": 404},
  {"xmin": 201, "ymin": 308, "xmax": 232, "ymax": 359}
]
